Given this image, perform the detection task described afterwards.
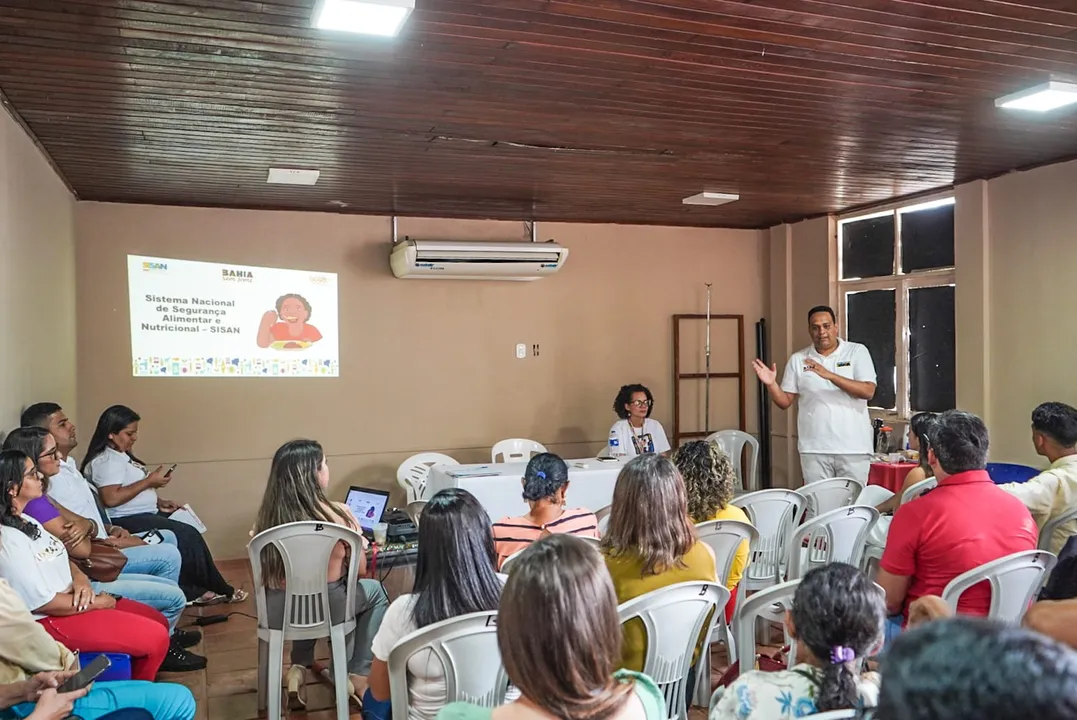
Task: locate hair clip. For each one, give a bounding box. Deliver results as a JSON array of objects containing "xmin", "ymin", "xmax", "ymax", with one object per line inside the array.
[
  {"xmin": 535, "ymin": 470, "xmax": 546, "ymax": 479},
  {"xmin": 830, "ymin": 646, "xmax": 855, "ymax": 664}
]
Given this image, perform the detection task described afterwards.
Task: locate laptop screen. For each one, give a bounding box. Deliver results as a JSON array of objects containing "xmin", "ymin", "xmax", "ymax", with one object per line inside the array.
[{"xmin": 344, "ymin": 487, "xmax": 390, "ymax": 532}]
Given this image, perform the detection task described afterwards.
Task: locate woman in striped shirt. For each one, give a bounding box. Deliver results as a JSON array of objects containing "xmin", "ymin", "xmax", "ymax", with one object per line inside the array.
[{"xmin": 492, "ymin": 454, "xmax": 599, "ymax": 570}]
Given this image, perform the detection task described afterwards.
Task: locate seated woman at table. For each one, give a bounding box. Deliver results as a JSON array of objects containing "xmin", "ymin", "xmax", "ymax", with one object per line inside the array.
[
  {"xmin": 601, "ymin": 454, "xmax": 717, "ymax": 672},
  {"xmin": 365, "ymin": 488, "xmax": 503, "ymax": 720},
  {"xmin": 81, "ymin": 405, "xmax": 245, "ymax": 606},
  {"xmin": 608, "ymin": 384, "xmax": 671, "ymax": 457},
  {"xmin": 253, "ymin": 439, "xmax": 389, "ymax": 709},
  {"xmin": 0, "ymin": 450, "xmax": 171, "ymax": 681},
  {"xmin": 671, "ymin": 440, "xmax": 750, "ymax": 621},
  {"xmin": 875, "ymin": 412, "xmax": 938, "ymax": 515},
  {"xmin": 492, "ymin": 454, "xmax": 598, "ymax": 570}
]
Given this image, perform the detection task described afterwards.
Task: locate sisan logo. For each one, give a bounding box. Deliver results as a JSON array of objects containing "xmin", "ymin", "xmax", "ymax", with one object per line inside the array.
[
  {"xmin": 222, "ymin": 268, "xmax": 254, "ymax": 283},
  {"xmin": 142, "ymin": 262, "xmax": 168, "ymax": 272},
  {"xmin": 309, "ymin": 275, "xmax": 328, "ymax": 285}
]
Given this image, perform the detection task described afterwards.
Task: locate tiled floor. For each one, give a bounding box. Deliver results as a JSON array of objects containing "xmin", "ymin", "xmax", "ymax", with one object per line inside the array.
[{"xmin": 171, "ymin": 560, "xmax": 752, "ymax": 720}]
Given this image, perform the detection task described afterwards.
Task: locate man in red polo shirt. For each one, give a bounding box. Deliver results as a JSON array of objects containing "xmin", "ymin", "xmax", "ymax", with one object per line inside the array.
[{"xmin": 878, "ymin": 409, "xmax": 1037, "ymax": 642}]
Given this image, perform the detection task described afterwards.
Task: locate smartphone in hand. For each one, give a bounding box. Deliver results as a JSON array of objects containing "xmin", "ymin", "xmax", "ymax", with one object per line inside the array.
[
  {"xmin": 165, "ymin": 464, "xmax": 177, "ymax": 477},
  {"xmin": 58, "ymin": 654, "xmax": 111, "ymax": 692}
]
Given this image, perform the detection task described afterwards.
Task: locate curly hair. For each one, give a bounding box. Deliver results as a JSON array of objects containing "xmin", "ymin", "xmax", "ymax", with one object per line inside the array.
[
  {"xmin": 612, "ymin": 384, "xmax": 653, "ymax": 420},
  {"xmin": 671, "ymin": 440, "xmax": 736, "ymax": 523}
]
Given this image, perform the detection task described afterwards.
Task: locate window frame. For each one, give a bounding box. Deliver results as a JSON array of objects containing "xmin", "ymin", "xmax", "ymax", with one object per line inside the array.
[{"xmin": 836, "ymin": 194, "xmax": 955, "ymax": 419}]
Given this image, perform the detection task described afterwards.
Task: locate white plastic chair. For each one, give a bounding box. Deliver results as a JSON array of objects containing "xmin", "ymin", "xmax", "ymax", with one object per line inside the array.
[
  {"xmin": 387, "ymin": 610, "xmax": 509, "ymax": 719},
  {"xmin": 941, "ymin": 549, "xmax": 1058, "ymax": 623},
  {"xmin": 595, "ymin": 504, "xmax": 612, "ymax": 537},
  {"xmin": 617, "ymin": 581, "xmax": 729, "ymax": 720},
  {"xmin": 732, "ymin": 579, "xmax": 800, "ymax": 673},
  {"xmin": 855, "ymin": 484, "xmax": 894, "ymax": 508},
  {"xmin": 899, "ymin": 477, "xmax": 937, "ymax": 505},
  {"xmin": 405, "ymin": 501, "xmax": 426, "ymax": 528},
  {"xmin": 730, "ymin": 490, "xmax": 805, "ymax": 592},
  {"xmin": 499, "ymin": 547, "xmax": 527, "ymax": 575},
  {"xmin": 693, "ymin": 519, "xmax": 758, "ymax": 706},
  {"xmin": 797, "ymin": 477, "xmax": 863, "ymax": 520},
  {"xmin": 250, "ymin": 521, "xmax": 363, "ymax": 720},
  {"xmin": 1039, "ymin": 506, "xmax": 1077, "ymax": 551},
  {"xmin": 786, "ymin": 506, "xmax": 880, "ymax": 581},
  {"xmin": 706, "ymin": 430, "xmax": 760, "ymax": 492},
  {"xmin": 803, "ymin": 712, "xmax": 856, "ymax": 719},
  {"xmin": 397, "ymin": 453, "xmax": 458, "ymax": 504},
  {"xmin": 491, "ymin": 439, "xmax": 547, "ymax": 463}
]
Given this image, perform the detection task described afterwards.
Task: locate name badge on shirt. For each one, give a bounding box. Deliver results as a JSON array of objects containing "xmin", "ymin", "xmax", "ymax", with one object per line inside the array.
[{"xmin": 837, "ymin": 361, "xmax": 851, "ymax": 367}]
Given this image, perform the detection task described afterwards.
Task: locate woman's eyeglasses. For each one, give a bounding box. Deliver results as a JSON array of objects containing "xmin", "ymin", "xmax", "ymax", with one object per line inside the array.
[
  {"xmin": 38, "ymin": 448, "xmax": 60, "ymax": 461},
  {"xmin": 629, "ymin": 399, "xmax": 653, "ymax": 408}
]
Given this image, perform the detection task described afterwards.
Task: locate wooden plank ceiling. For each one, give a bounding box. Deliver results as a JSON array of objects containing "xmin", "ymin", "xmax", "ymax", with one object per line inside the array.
[{"xmin": 2, "ymin": 0, "xmax": 1077, "ymax": 228}]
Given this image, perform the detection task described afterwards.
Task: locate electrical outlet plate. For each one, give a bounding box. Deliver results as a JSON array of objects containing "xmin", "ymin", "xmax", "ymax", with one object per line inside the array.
[{"xmin": 515, "ymin": 343, "xmax": 526, "ymax": 359}]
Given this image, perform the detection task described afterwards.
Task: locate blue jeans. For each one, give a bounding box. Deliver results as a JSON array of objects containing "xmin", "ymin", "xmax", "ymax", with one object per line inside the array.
[
  {"xmin": 11, "ymin": 681, "xmax": 195, "ymax": 720},
  {"xmin": 92, "ymin": 574, "xmax": 187, "ymax": 633},
  {"xmin": 883, "ymin": 613, "xmax": 904, "ymax": 652},
  {"xmin": 120, "ymin": 535, "xmax": 182, "ymax": 584}
]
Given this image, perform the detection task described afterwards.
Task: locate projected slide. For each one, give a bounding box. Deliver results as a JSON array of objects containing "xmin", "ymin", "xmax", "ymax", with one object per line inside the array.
[{"xmin": 128, "ymin": 255, "xmax": 339, "ymax": 377}]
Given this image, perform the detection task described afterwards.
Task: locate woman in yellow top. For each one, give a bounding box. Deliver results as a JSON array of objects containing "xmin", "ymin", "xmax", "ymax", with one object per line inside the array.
[
  {"xmin": 671, "ymin": 440, "xmax": 751, "ymax": 621},
  {"xmin": 601, "ymin": 455, "xmax": 718, "ymax": 673}
]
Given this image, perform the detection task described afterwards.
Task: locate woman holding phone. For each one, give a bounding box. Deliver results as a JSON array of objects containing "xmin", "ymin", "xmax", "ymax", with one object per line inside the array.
[{"xmin": 81, "ymin": 405, "xmax": 244, "ymax": 606}]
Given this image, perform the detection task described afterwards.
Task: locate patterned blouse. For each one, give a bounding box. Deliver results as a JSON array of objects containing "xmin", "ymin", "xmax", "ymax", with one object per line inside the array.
[{"xmin": 711, "ymin": 664, "xmax": 879, "ymax": 720}]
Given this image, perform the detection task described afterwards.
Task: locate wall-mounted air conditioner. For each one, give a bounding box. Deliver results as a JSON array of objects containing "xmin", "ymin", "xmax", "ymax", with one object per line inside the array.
[{"xmin": 390, "ymin": 240, "xmax": 568, "ymax": 281}]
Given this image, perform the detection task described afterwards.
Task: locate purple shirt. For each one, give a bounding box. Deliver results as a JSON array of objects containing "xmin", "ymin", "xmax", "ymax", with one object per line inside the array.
[{"xmin": 23, "ymin": 496, "xmax": 61, "ymax": 525}]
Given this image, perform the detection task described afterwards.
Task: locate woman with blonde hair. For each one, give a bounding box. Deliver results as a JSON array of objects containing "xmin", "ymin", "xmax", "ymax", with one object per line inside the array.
[
  {"xmin": 671, "ymin": 440, "xmax": 751, "ymax": 621},
  {"xmin": 253, "ymin": 439, "xmax": 389, "ymax": 708},
  {"xmin": 438, "ymin": 534, "xmax": 665, "ymax": 720},
  {"xmin": 601, "ymin": 454, "xmax": 717, "ymax": 672}
]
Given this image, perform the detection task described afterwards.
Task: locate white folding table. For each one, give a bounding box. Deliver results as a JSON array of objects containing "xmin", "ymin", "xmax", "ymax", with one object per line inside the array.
[{"xmin": 426, "ymin": 457, "xmax": 627, "ymax": 522}]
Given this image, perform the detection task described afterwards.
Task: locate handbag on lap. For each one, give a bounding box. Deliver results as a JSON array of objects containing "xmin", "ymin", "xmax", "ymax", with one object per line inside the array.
[{"xmin": 74, "ymin": 539, "xmax": 128, "ymax": 582}]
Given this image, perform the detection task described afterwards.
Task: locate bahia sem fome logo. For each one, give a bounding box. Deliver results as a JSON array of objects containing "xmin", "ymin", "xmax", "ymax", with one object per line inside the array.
[
  {"xmin": 222, "ymin": 268, "xmax": 254, "ymax": 283},
  {"xmin": 142, "ymin": 261, "xmax": 168, "ymax": 272}
]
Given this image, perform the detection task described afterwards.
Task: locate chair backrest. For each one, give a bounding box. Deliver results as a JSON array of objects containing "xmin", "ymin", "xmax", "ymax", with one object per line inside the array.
[
  {"xmin": 499, "ymin": 546, "xmax": 527, "ymax": 575},
  {"xmin": 941, "ymin": 549, "xmax": 1058, "ymax": 623},
  {"xmin": 797, "ymin": 477, "xmax": 863, "ymax": 519},
  {"xmin": 387, "ymin": 610, "xmax": 509, "ymax": 720},
  {"xmin": 899, "ymin": 477, "xmax": 937, "ymax": 505},
  {"xmin": 396, "ymin": 453, "xmax": 459, "ymax": 504},
  {"xmin": 733, "ymin": 579, "xmax": 799, "ymax": 671},
  {"xmin": 1039, "ymin": 506, "xmax": 1077, "ymax": 551},
  {"xmin": 405, "ymin": 501, "xmax": 427, "ymax": 528},
  {"xmin": 730, "ymin": 490, "xmax": 805, "ymax": 588},
  {"xmin": 706, "ymin": 430, "xmax": 760, "ymax": 492},
  {"xmin": 248, "ymin": 521, "xmax": 363, "ymax": 640},
  {"xmin": 695, "ymin": 519, "xmax": 759, "ymax": 587},
  {"xmin": 855, "ymin": 484, "xmax": 894, "ymax": 508},
  {"xmin": 491, "ymin": 439, "xmax": 547, "ymax": 463},
  {"xmin": 618, "ymin": 581, "xmax": 729, "ymax": 720},
  {"xmin": 803, "ymin": 711, "xmax": 856, "ymax": 719},
  {"xmin": 595, "ymin": 504, "xmax": 612, "ymax": 537},
  {"xmin": 786, "ymin": 506, "xmax": 880, "ymax": 581}
]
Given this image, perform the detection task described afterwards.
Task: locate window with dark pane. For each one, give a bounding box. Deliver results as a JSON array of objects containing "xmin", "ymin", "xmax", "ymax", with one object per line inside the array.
[
  {"xmin": 845, "ymin": 289, "xmax": 896, "ymax": 409},
  {"xmin": 909, "ymin": 285, "xmax": 956, "ymax": 413},
  {"xmin": 841, "ymin": 215, "xmax": 895, "ymax": 280},
  {"xmin": 901, "ymin": 203, "xmax": 955, "ymax": 273}
]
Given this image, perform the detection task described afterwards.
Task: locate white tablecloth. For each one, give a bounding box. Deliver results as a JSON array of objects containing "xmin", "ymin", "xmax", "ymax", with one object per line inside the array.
[{"xmin": 427, "ymin": 457, "xmax": 628, "ymax": 523}]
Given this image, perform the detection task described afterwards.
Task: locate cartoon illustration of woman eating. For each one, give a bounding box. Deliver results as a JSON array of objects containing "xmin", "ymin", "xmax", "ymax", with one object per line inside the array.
[{"xmin": 257, "ymin": 293, "xmax": 323, "ymax": 350}]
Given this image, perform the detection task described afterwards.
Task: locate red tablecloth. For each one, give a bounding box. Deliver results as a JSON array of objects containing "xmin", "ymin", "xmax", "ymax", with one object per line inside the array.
[{"xmin": 868, "ymin": 462, "xmax": 917, "ymax": 494}]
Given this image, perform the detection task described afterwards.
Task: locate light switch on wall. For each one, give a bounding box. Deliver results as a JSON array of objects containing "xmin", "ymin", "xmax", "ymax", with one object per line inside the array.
[{"xmin": 515, "ymin": 343, "xmax": 526, "ymax": 359}]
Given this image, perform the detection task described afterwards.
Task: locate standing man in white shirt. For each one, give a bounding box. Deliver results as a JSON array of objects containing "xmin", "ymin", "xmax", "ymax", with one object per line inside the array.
[{"xmin": 753, "ymin": 305, "xmax": 878, "ymax": 484}]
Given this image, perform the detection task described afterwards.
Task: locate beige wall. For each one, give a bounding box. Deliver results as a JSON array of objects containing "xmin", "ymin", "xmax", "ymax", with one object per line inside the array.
[
  {"xmin": 977, "ymin": 159, "xmax": 1077, "ymax": 465},
  {"xmin": 0, "ymin": 109, "xmax": 76, "ymax": 431},
  {"xmin": 74, "ymin": 204, "xmax": 766, "ymax": 556}
]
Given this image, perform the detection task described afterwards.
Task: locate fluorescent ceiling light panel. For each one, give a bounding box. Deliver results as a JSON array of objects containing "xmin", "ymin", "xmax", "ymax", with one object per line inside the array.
[
  {"xmin": 267, "ymin": 168, "xmax": 321, "ymax": 185},
  {"xmin": 995, "ymin": 81, "xmax": 1077, "ymax": 112},
  {"xmin": 682, "ymin": 191, "xmax": 739, "ymax": 207},
  {"xmin": 312, "ymin": 0, "xmax": 414, "ymax": 37}
]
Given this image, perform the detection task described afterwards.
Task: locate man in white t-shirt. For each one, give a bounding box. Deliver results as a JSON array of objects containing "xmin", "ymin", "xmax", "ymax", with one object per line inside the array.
[{"xmin": 753, "ymin": 305, "xmax": 877, "ymax": 485}]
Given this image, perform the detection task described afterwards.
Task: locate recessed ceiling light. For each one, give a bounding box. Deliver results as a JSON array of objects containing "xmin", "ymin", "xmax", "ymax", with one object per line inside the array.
[
  {"xmin": 312, "ymin": 0, "xmax": 414, "ymax": 37},
  {"xmin": 267, "ymin": 168, "xmax": 321, "ymax": 186},
  {"xmin": 996, "ymin": 81, "xmax": 1077, "ymax": 112},
  {"xmin": 682, "ymin": 191, "xmax": 739, "ymax": 207}
]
